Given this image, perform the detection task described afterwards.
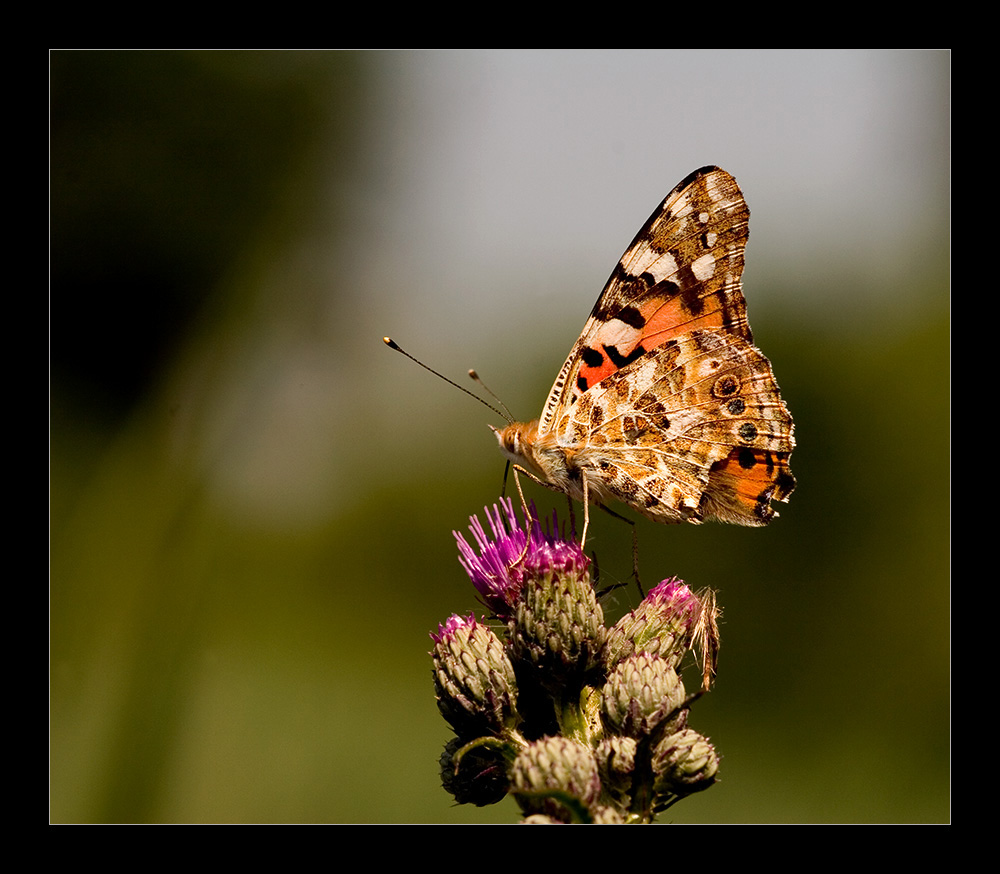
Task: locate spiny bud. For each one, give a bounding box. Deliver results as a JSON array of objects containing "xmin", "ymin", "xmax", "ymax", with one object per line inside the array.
[
  {"xmin": 652, "ymin": 728, "xmax": 720, "ymax": 801},
  {"xmin": 510, "ymin": 736, "xmax": 601, "ymax": 823},
  {"xmin": 603, "ymin": 578, "xmax": 704, "ymax": 671},
  {"xmin": 601, "ymin": 652, "xmax": 687, "ymax": 739},
  {"xmin": 509, "ymin": 556, "xmax": 606, "ymax": 694},
  {"xmin": 431, "ymin": 614, "xmax": 518, "ymax": 736},
  {"xmin": 595, "ymin": 735, "xmax": 637, "ymax": 804}
]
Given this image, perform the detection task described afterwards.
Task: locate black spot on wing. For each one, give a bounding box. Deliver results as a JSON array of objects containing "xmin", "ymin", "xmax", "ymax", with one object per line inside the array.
[
  {"xmin": 604, "ymin": 343, "xmax": 645, "ymax": 369},
  {"xmin": 617, "ymin": 306, "xmax": 646, "ymax": 329},
  {"xmin": 678, "ymin": 271, "xmax": 706, "ymax": 316},
  {"xmin": 592, "ymin": 266, "xmax": 652, "ymax": 319}
]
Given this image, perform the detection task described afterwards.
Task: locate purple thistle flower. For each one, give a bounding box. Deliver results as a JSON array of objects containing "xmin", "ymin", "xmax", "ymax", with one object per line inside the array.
[{"xmin": 454, "ymin": 498, "xmax": 588, "ymax": 620}]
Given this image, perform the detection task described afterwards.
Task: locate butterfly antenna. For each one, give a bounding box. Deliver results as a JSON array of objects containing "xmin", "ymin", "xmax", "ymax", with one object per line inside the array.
[
  {"xmin": 468, "ymin": 369, "xmax": 514, "ymax": 422},
  {"xmin": 383, "ymin": 337, "xmax": 511, "ymax": 423}
]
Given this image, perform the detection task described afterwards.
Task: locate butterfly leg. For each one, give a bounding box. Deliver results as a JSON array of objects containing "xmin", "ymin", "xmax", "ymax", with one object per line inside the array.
[
  {"xmin": 580, "ymin": 474, "xmax": 592, "ymax": 548},
  {"xmin": 510, "ymin": 464, "xmax": 566, "ymax": 508},
  {"xmin": 510, "ymin": 464, "xmax": 564, "ymax": 566},
  {"xmin": 594, "ymin": 501, "xmax": 644, "ymax": 599},
  {"xmin": 508, "ymin": 466, "xmax": 534, "ymax": 567},
  {"xmin": 510, "ymin": 463, "xmax": 586, "ymax": 562},
  {"xmin": 511, "ymin": 464, "xmax": 536, "ymax": 524},
  {"xmin": 499, "ymin": 459, "xmax": 512, "ymax": 500},
  {"xmin": 512, "ymin": 465, "xmax": 643, "ymax": 599}
]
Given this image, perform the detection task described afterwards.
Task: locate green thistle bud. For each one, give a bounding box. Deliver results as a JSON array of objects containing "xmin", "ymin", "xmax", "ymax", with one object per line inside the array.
[
  {"xmin": 595, "ymin": 735, "xmax": 637, "ymax": 803},
  {"xmin": 652, "ymin": 728, "xmax": 720, "ymax": 802},
  {"xmin": 603, "ymin": 578, "xmax": 704, "ymax": 670},
  {"xmin": 509, "ymin": 553, "xmax": 606, "ymax": 695},
  {"xmin": 601, "ymin": 652, "xmax": 686, "ymax": 738},
  {"xmin": 510, "ymin": 736, "xmax": 601, "ymax": 823},
  {"xmin": 431, "ymin": 614, "xmax": 519, "ymax": 736}
]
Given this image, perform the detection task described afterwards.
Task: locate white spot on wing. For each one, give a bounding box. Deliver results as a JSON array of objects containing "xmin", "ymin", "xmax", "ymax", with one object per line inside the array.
[
  {"xmin": 623, "ymin": 240, "xmax": 679, "ymax": 283},
  {"xmin": 691, "ymin": 253, "xmax": 716, "ymax": 281},
  {"xmin": 597, "ymin": 321, "xmax": 640, "ymax": 349}
]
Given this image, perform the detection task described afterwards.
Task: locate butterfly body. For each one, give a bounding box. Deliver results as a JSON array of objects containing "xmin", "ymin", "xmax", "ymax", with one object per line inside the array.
[{"xmin": 496, "ymin": 166, "xmax": 795, "ymax": 528}]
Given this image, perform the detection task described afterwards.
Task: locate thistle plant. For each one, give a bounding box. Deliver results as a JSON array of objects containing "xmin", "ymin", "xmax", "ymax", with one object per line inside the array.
[{"xmin": 431, "ymin": 498, "xmax": 720, "ymax": 824}]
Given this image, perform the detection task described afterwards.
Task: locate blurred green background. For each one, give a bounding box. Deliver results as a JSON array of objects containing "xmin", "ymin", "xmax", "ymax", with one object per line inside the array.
[{"xmin": 50, "ymin": 50, "xmax": 949, "ymax": 823}]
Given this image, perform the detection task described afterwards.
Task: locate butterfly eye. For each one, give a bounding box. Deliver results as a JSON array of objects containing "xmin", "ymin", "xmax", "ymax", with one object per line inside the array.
[{"xmin": 494, "ymin": 425, "xmax": 518, "ymax": 455}]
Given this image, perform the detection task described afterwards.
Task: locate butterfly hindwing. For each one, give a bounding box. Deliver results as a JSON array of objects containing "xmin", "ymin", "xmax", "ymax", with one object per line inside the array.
[{"xmin": 553, "ymin": 329, "xmax": 794, "ymax": 525}]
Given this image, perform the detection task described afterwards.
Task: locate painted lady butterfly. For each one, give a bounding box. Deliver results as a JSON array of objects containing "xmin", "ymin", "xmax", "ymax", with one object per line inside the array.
[{"xmin": 494, "ymin": 166, "xmax": 795, "ymax": 541}]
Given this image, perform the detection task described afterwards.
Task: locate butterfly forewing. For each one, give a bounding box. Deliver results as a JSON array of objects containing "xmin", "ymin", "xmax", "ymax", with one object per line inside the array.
[
  {"xmin": 499, "ymin": 165, "xmax": 795, "ymax": 528},
  {"xmin": 538, "ymin": 166, "xmax": 753, "ymax": 434}
]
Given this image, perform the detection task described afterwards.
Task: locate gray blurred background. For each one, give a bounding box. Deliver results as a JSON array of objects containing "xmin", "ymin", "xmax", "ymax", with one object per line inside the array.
[{"xmin": 50, "ymin": 50, "xmax": 949, "ymax": 823}]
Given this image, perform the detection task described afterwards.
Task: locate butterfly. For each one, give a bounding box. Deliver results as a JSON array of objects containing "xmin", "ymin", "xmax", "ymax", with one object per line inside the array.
[{"xmin": 494, "ymin": 166, "xmax": 795, "ymax": 543}]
